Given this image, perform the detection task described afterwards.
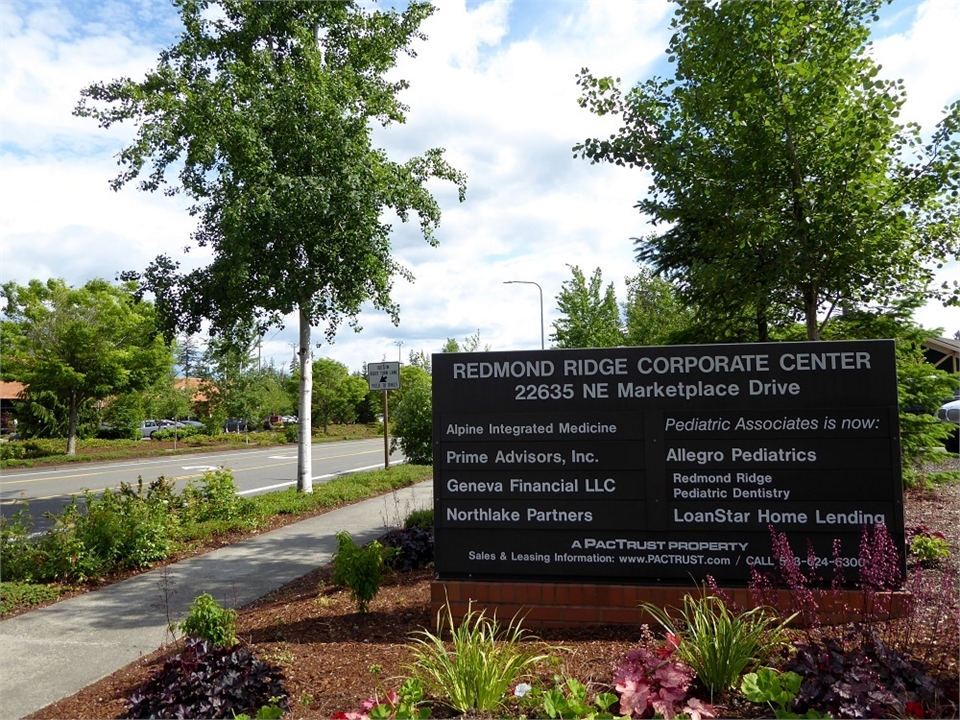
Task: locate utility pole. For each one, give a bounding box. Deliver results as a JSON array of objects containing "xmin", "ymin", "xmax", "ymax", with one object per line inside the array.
[{"xmin": 395, "ymin": 340, "xmax": 404, "ymax": 362}]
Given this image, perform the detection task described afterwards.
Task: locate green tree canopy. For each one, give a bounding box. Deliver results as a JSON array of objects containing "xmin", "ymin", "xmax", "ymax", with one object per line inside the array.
[
  {"xmin": 551, "ymin": 265, "xmax": 623, "ymax": 348},
  {"xmin": 76, "ymin": 0, "xmax": 466, "ymax": 491},
  {"xmin": 575, "ymin": 0, "xmax": 960, "ymax": 341},
  {"xmin": 391, "ymin": 379, "xmax": 432, "ymax": 464},
  {"xmin": 622, "ymin": 265, "xmax": 693, "ymax": 346},
  {"xmin": 310, "ymin": 358, "xmax": 367, "ymax": 432},
  {"xmin": 0, "ymin": 278, "xmax": 173, "ymax": 453},
  {"xmin": 193, "ymin": 324, "xmax": 292, "ymax": 431},
  {"xmin": 441, "ymin": 330, "xmax": 490, "ymax": 353}
]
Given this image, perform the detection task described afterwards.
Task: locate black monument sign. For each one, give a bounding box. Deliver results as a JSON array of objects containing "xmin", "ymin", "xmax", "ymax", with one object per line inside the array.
[{"xmin": 432, "ymin": 340, "xmax": 904, "ymax": 584}]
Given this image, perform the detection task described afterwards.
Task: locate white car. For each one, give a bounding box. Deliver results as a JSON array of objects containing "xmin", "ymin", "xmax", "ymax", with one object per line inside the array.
[{"xmin": 938, "ymin": 398, "xmax": 960, "ymax": 452}]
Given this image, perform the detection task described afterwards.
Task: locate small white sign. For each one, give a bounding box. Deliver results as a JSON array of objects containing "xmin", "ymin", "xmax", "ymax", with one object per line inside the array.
[{"xmin": 367, "ymin": 361, "xmax": 401, "ymax": 390}]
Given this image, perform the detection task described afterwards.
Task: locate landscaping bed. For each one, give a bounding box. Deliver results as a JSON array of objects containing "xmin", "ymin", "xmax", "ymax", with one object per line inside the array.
[{"xmin": 27, "ymin": 467, "xmax": 959, "ymax": 719}]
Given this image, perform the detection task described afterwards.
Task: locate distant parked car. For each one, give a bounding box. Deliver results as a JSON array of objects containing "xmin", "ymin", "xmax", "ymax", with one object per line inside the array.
[
  {"xmin": 142, "ymin": 419, "xmax": 188, "ymax": 438},
  {"xmin": 938, "ymin": 398, "xmax": 960, "ymax": 452},
  {"xmin": 223, "ymin": 418, "xmax": 249, "ymax": 433},
  {"xmin": 140, "ymin": 419, "xmax": 162, "ymax": 439},
  {"xmin": 181, "ymin": 420, "xmax": 205, "ymax": 429}
]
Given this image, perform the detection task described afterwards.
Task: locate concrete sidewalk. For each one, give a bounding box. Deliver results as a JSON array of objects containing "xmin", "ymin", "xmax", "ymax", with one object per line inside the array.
[{"xmin": 0, "ymin": 480, "xmax": 433, "ymax": 720}]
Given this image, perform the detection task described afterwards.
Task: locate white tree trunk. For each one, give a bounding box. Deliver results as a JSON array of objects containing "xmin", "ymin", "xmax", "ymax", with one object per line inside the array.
[{"xmin": 297, "ymin": 306, "xmax": 313, "ymax": 493}]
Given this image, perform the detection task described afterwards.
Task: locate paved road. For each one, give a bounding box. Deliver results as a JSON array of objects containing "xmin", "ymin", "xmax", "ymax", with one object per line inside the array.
[{"xmin": 0, "ymin": 438, "xmax": 405, "ymax": 532}]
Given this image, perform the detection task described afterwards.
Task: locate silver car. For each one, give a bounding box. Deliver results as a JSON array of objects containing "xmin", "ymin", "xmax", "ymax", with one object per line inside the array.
[
  {"xmin": 140, "ymin": 419, "xmax": 162, "ymax": 439},
  {"xmin": 938, "ymin": 398, "xmax": 960, "ymax": 452}
]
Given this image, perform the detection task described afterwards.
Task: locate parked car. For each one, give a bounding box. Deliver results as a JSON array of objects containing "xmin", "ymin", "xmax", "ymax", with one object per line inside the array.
[
  {"xmin": 938, "ymin": 397, "xmax": 960, "ymax": 452},
  {"xmin": 181, "ymin": 420, "xmax": 205, "ymax": 429},
  {"xmin": 140, "ymin": 419, "xmax": 162, "ymax": 439},
  {"xmin": 142, "ymin": 419, "xmax": 189, "ymax": 438},
  {"xmin": 223, "ymin": 418, "xmax": 249, "ymax": 433}
]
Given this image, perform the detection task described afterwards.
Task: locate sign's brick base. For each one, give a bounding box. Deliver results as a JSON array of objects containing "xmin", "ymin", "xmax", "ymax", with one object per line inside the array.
[{"xmin": 431, "ymin": 579, "xmax": 910, "ymax": 628}]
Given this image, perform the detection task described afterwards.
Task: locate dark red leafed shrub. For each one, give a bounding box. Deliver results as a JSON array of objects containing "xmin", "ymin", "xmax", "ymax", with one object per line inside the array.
[
  {"xmin": 123, "ymin": 637, "xmax": 289, "ymax": 719},
  {"xmin": 784, "ymin": 631, "xmax": 947, "ymax": 719},
  {"xmin": 380, "ymin": 527, "xmax": 434, "ymax": 571}
]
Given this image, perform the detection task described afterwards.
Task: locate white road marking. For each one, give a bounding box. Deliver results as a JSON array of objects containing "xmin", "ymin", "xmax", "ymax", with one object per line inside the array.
[{"xmin": 237, "ymin": 461, "xmax": 405, "ymax": 496}]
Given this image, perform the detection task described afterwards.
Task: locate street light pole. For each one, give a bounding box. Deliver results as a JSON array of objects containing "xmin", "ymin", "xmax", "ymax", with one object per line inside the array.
[{"xmin": 503, "ymin": 280, "xmax": 544, "ymax": 350}]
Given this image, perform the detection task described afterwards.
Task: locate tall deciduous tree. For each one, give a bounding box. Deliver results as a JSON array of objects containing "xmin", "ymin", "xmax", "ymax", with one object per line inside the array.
[
  {"xmin": 311, "ymin": 358, "xmax": 367, "ymax": 432},
  {"xmin": 0, "ymin": 279, "xmax": 173, "ymax": 453},
  {"xmin": 194, "ymin": 324, "xmax": 261, "ymax": 430},
  {"xmin": 76, "ymin": 0, "xmax": 466, "ymax": 491},
  {"xmin": 551, "ymin": 265, "xmax": 623, "ymax": 348},
  {"xmin": 622, "ymin": 265, "xmax": 692, "ymax": 346},
  {"xmin": 575, "ymin": 0, "xmax": 959, "ymax": 341}
]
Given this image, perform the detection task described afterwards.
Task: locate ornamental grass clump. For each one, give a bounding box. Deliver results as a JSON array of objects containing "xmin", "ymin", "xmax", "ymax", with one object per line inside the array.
[
  {"xmin": 641, "ymin": 590, "xmax": 794, "ymax": 702},
  {"xmin": 404, "ymin": 599, "xmax": 551, "ymax": 714}
]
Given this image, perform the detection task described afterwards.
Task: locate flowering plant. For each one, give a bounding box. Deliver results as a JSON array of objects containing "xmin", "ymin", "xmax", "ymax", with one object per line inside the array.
[
  {"xmin": 332, "ymin": 679, "xmax": 429, "ymax": 720},
  {"xmin": 612, "ymin": 643, "xmax": 715, "ymax": 720}
]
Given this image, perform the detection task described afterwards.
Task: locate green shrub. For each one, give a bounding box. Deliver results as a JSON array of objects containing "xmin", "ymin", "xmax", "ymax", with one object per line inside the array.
[
  {"xmin": 405, "ymin": 599, "xmax": 550, "ymax": 714},
  {"xmin": 182, "ymin": 469, "xmax": 250, "ymax": 523},
  {"xmin": 78, "ymin": 486, "xmax": 172, "ymax": 569},
  {"xmin": 0, "ymin": 508, "xmax": 37, "ymax": 582},
  {"xmin": 0, "ymin": 581, "xmax": 60, "ymax": 614},
  {"xmin": 331, "ymin": 531, "xmax": 392, "ymax": 613},
  {"xmin": 33, "ymin": 500, "xmax": 100, "ymax": 582},
  {"xmin": 390, "ymin": 382, "xmax": 432, "ymax": 464},
  {"xmin": 151, "ymin": 425, "xmax": 204, "ymax": 441},
  {"xmin": 909, "ymin": 534, "xmax": 950, "ymax": 565},
  {"xmin": 179, "ymin": 592, "xmax": 238, "ymax": 647},
  {"xmin": 283, "ymin": 423, "xmax": 299, "ymax": 443},
  {"xmin": 740, "ymin": 667, "xmax": 827, "ymax": 719},
  {"xmin": 3, "ymin": 478, "xmax": 176, "ymax": 584},
  {"xmin": 0, "ymin": 442, "xmax": 25, "ymax": 461},
  {"xmin": 533, "ymin": 677, "xmax": 620, "ymax": 719},
  {"xmin": 0, "ymin": 439, "xmax": 61, "ymax": 460},
  {"xmin": 641, "ymin": 590, "xmax": 794, "ymax": 701},
  {"xmin": 96, "ymin": 424, "xmax": 140, "ymax": 440},
  {"xmin": 404, "ymin": 508, "xmax": 434, "ymax": 532}
]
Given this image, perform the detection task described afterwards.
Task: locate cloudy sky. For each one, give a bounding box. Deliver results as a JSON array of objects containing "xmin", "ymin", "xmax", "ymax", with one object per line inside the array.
[{"xmin": 2, "ymin": 0, "xmax": 958, "ymax": 376}]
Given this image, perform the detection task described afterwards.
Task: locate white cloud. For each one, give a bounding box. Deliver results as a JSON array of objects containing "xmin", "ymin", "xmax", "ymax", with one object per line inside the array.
[
  {"xmin": 1, "ymin": 0, "xmax": 957, "ymax": 377},
  {"xmin": 871, "ymin": 0, "xmax": 960, "ymax": 128}
]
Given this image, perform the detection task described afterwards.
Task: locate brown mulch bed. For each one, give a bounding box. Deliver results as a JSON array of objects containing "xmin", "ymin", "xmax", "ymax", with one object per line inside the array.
[{"xmin": 26, "ymin": 463, "xmax": 960, "ymax": 720}]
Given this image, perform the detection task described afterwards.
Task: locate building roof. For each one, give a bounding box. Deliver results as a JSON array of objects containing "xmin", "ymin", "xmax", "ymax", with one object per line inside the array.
[
  {"xmin": 923, "ymin": 336, "xmax": 960, "ymax": 374},
  {"xmin": 0, "ymin": 381, "xmax": 26, "ymax": 401}
]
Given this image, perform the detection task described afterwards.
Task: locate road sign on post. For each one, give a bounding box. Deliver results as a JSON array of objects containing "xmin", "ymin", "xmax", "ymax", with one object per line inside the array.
[
  {"xmin": 367, "ymin": 361, "xmax": 401, "ymax": 468},
  {"xmin": 367, "ymin": 362, "xmax": 401, "ymax": 390}
]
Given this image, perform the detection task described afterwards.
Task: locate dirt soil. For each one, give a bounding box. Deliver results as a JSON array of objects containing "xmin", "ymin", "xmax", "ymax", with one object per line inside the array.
[{"xmin": 25, "ymin": 466, "xmax": 960, "ymax": 720}]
